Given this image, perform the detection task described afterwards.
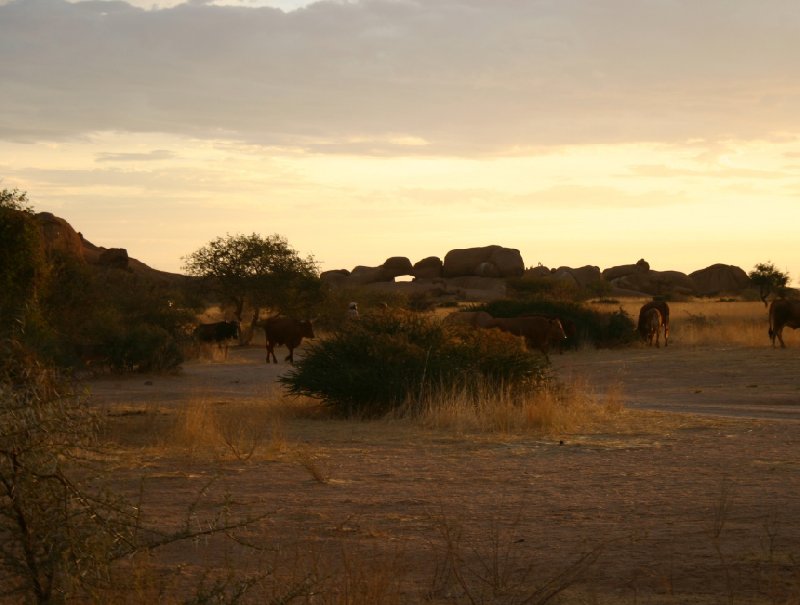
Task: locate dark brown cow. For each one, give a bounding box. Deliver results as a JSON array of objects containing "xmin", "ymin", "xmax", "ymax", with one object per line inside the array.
[
  {"xmin": 768, "ymin": 299, "xmax": 800, "ymax": 348},
  {"xmin": 637, "ymin": 301, "xmax": 669, "ymax": 347},
  {"xmin": 193, "ymin": 320, "xmax": 240, "ymax": 358},
  {"xmin": 262, "ymin": 316, "xmax": 315, "ymax": 364},
  {"xmin": 486, "ymin": 315, "xmax": 567, "ymax": 359}
]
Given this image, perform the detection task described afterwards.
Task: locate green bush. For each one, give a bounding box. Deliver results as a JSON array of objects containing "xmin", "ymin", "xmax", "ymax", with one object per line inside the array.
[
  {"xmin": 37, "ymin": 258, "xmax": 192, "ymax": 373},
  {"xmin": 280, "ymin": 310, "xmax": 552, "ymax": 418},
  {"xmin": 478, "ymin": 299, "xmax": 637, "ymax": 349}
]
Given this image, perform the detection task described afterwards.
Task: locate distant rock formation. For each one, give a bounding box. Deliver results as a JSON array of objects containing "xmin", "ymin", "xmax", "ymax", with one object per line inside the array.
[
  {"xmin": 35, "ymin": 211, "xmax": 753, "ymax": 302},
  {"xmin": 324, "ymin": 251, "xmax": 755, "ymax": 300}
]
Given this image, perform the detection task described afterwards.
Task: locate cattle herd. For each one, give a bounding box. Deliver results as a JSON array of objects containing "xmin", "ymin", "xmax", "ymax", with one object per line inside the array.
[{"xmin": 191, "ymin": 298, "xmax": 800, "ymax": 365}]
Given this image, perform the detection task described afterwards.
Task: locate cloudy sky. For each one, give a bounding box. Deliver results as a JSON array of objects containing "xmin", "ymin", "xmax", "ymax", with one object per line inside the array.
[{"xmin": 1, "ymin": 0, "xmax": 799, "ymax": 282}]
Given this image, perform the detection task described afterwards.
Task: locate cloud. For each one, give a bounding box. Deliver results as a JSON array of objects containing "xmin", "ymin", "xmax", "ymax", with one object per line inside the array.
[
  {"xmin": 95, "ymin": 149, "xmax": 176, "ymax": 162},
  {"xmin": 1, "ymin": 0, "xmax": 799, "ymax": 155}
]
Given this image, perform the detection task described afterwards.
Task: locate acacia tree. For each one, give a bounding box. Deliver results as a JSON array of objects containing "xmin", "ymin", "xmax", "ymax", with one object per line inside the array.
[
  {"xmin": 182, "ymin": 233, "xmax": 320, "ymax": 331},
  {"xmin": 748, "ymin": 261, "xmax": 790, "ymax": 306}
]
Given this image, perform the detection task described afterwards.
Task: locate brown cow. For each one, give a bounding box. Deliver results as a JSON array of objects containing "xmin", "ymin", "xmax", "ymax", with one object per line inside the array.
[
  {"xmin": 486, "ymin": 315, "xmax": 567, "ymax": 359},
  {"xmin": 637, "ymin": 301, "xmax": 669, "ymax": 347},
  {"xmin": 640, "ymin": 307, "xmax": 663, "ymax": 347},
  {"xmin": 261, "ymin": 316, "xmax": 315, "ymax": 364},
  {"xmin": 768, "ymin": 299, "xmax": 800, "ymax": 348}
]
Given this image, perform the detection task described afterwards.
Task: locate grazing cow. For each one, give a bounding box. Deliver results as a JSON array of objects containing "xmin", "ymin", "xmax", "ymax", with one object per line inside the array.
[
  {"xmin": 638, "ymin": 301, "xmax": 670, "ymax": 347},
  {"xmin": 640, "ymin": 307, "xmax": 663, "ymax": 347},
  {"xmin": 768, "ymin": 299, "xmax": 800, "ymax": 348},
  {"xmin": 193, "ymin": 321, "xmax": 240, "ymax": 358},
  {"xmin": 486, "ymin": 315, "xmax": 567, "ymax": 359},
  {"xmin": 262, "ymin": 316, "xmax": 315, "ymax": 364},
  {"xmin": 442, "ymin": 310, "xmax": 494, "ymax": 328}
]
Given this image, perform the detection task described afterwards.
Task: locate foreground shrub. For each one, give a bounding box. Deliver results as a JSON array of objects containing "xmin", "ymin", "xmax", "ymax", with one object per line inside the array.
[
  {"xmin": 0, "ymin": 341, "xmax": 274, "ymax": 603},
  {"xmin": 280, "ymin": 310, "xmax": 551, "ymax": 418},
  {"xmin": 0, "ymin": 340, "xmax": 124, "ymax": 602}
]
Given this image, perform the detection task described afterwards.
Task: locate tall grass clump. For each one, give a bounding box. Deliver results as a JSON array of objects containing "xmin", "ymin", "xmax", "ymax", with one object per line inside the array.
[
  {"xmin": 414, "ymin": 376, "xmax": 625, "ymax": 436},
  {"xmin": 280, "ymin": 309, "xmax": 552, "ymax": 418},
  {"xmin": 169, "ymin": 396, "xmax": 290, "ymax": 461}
]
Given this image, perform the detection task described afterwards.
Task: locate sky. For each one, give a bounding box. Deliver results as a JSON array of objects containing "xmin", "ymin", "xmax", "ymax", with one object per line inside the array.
[{"xmin": 1, "ymin": 0, "xmax": 799, "ymax": 283}]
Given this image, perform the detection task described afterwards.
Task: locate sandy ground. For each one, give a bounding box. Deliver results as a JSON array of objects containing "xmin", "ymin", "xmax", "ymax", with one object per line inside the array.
[{"xmin": 87, "ymin": 342, "xmax": 800, "ymax": 604}]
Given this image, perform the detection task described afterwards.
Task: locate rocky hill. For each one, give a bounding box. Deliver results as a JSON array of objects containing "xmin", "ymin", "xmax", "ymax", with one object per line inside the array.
[{"xmin": 36, "ymin": 212, "xmax": 188, "ymax": 286}]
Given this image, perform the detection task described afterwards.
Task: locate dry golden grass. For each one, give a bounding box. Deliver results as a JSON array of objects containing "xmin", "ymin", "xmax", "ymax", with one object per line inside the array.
[
  {"xmin": 169, "ymin": 395, "xmax": 295, "ymax": 461},
  {"xmin": 402, "ymin": 377, "xmax": 627, "ymax": 437},
  {"xmin": 594, "ymin": 299, "xmax": 772, "ymax": 347}
]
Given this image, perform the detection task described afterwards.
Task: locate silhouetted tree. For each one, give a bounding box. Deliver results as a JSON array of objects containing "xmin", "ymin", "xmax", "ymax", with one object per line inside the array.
[
  {"xmin": 182, "ymin": 233, "xmax": 320, "ymax": 336},
  {"xmin": 748, "ymin": 261, "xmax": 790, "ymax": 306}
]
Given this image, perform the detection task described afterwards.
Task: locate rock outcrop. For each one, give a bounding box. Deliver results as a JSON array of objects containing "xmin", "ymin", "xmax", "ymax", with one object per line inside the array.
[
  {"xmin": 689, "ymin": 264, "xmax": 751, "ymax": 296},
  {"xmin": 601, "ymin": 258, "xmax": 650, "ymax": 282},
  {"xmin": 33, "ymin": 211, "xmax": 185, "ymax": 285},
  {"xmin": 443, "ymin": 245, "xmax": 524, "ymax": 278},
  {"xmin": 325, "ymin": 257, "xmax": 414, "ymax": 286},
  {"xmin": 98, "ymin": 248, "xmax": 130, "ymax": 271},
  {"xmin": 412, "ymin": 256, "xmax": 443, "ymax": 279},
  {"xmin": 552, "ymin": 265, "xmax": 602, "ymax": 289},
  {"xmin": 36, "ymin": 212, "xmax": 84, "ymax": 260}
]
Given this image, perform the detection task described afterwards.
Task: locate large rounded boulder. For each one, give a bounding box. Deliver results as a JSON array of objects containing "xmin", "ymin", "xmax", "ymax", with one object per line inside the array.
[
  {"xmin": 602, "ymin": 258, "xmax": 650, "ymax": 282},
  {"xmin": 412, "ymin": 256, "xmax": 443, "ymax": 279},
  {"xmin": 689, "ymin": 264, "xmax": 751, "ymax": 296},
  {"xmin": 443, "ymin": 245, "xmax": 524, "ymax": 278},
  {"xmin": 552, "ymin": 265, "xmax": 602, "ymax": 289}
]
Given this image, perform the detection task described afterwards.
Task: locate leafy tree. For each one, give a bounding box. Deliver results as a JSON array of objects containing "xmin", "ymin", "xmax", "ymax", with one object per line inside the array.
[
  {"xmin": 0, "ymin": 188, "xmax": 32, "ymax": 212},
  {"xmin": 182, "ymin": 233, "xmax": 320, "ymax": 329},
  {"xmin": 748, "ymin": 261, "xmax": 790, "ymax": 306}
]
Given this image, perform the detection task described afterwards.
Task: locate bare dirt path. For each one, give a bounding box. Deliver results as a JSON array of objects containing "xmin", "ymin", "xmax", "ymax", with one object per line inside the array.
[{"xmin": 551, "ymin": 345, "xmax": 800, "ymax": 420}]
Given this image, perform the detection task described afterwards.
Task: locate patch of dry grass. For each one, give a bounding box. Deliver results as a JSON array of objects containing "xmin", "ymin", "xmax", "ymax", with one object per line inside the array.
[
  {"xmin": 167, "ymin": 395, "xmax": 300, "ymax": 461},
  {"xmin": 599, "ymin": 299, "xmax": 772, "ymax": 347},
  {"xmin": 405, "ymin": 377, "xmax": 626, "ymax": 437}
]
